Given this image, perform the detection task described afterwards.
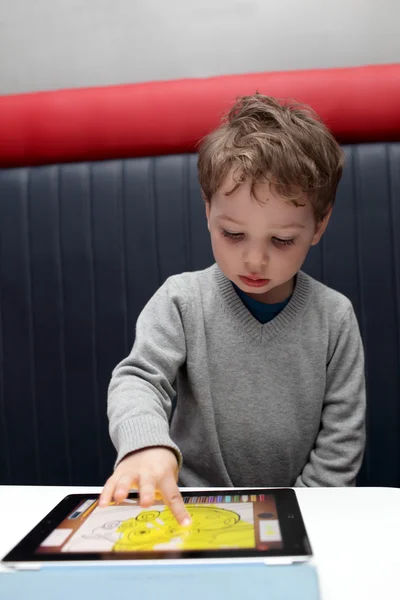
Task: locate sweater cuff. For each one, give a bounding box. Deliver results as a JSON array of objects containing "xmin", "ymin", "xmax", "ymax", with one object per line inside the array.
[{"xmin": 115, "ymin": 415, "xmax": 183, "ymax": 469}]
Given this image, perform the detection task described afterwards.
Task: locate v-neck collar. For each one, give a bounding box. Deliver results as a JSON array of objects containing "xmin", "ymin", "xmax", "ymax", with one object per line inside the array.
[{"xmin": 212, "ymin": 264, "xmax": 311, "ymax": 343}]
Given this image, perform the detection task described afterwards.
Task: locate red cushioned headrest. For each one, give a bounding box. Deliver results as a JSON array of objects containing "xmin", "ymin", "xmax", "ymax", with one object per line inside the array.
[{"xmin": 0, "ymin": 64, "xmax": 399, "ymax": 168}]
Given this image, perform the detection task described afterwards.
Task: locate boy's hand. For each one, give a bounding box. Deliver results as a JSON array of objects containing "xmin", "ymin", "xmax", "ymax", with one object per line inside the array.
[{"xmin": 99, "ymin": 447, "xmax": 191, "ymax": 526}]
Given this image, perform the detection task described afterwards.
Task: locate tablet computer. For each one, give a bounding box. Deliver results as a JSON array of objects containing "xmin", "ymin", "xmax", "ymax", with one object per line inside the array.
[{"xmin": 2, "ymin": 488, "xmax": 312, "ymax": 568}]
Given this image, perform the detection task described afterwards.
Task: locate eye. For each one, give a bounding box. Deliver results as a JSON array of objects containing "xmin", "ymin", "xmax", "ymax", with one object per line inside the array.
[
  {"xmin": 222, "ymin": 230, "xmax": 244, "ymax": 241},
  {"xmin": 273, "ymin": 237, "xmax": 295, "ymax": 247}
]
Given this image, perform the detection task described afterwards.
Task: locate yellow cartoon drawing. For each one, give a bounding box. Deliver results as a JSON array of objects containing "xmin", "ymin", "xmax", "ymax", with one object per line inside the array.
[{"xmin": 112, "ymin": 505, "xmax": 255, "ymax": 552}]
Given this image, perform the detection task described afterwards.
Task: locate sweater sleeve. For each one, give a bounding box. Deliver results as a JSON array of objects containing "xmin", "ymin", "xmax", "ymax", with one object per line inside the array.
[
  {"xmin": 107, "ymin": 278, "xmax": 187, "ymax": 468},
  {"xmin": 295, "ymin": 306, "xmax": 366, "ymax": 487}
]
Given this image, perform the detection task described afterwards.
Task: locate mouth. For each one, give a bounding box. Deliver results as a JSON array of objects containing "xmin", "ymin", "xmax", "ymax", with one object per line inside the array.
[{"xmin": 239, "ymin": 275, "xmax": 270, "ymax": 288}]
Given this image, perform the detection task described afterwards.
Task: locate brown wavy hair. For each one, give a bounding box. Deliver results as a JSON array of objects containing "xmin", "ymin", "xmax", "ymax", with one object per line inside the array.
[{"xmin": 198, "ymin": 94, "xmax": 344, "ymax": 221}]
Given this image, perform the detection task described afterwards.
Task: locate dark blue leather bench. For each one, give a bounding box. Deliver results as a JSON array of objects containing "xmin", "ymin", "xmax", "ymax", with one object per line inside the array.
[{"xmin": 1, "ymin": 66, "xmax": 399, "ymax": 487}]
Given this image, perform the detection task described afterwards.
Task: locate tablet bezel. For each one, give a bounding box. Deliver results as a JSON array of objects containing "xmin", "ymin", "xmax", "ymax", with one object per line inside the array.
[{"xmin": 2, "ymin": 488, "xmax": 312, "ymax": 564}]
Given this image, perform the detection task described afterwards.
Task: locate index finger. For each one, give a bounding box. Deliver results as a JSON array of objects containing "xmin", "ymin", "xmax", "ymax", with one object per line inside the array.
[
  {"xmin": 99, "ymin": 477, "xmax": 117, "ymax": 507},
  {"xmin": 158, "ymin": 474, "xmax": 191, "ymax": 527}
]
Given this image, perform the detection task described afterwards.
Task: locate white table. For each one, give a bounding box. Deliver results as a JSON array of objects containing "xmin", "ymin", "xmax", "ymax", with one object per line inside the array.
[{"xmin": 0, "ymin": 486, "xmax": 399, "ymax": 599}]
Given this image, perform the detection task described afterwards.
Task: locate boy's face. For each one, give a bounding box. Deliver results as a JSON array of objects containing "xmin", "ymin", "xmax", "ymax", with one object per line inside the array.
[{"xmin": 205, "ymin": 173, "xmax": 330, "ymax": 303}]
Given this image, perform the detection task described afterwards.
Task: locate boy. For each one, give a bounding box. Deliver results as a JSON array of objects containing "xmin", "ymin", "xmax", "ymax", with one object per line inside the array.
[{"xmin": 100, "ymin": 95, "xmax": 366, "ymax": 526}]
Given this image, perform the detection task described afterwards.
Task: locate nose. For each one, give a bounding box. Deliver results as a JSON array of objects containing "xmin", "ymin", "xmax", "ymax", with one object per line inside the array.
[{"xmin": 244, "ymin": 244, "xmax": 268, "ymax": 274}]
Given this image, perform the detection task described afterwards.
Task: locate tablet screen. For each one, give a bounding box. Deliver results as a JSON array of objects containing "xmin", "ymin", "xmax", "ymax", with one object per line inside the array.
[
  {"xmin": 38, "ymin": 493, "xmax": 282, "ymax": 554},
  {"xmin": 3, "ymin": 489, "xmax": 311, "ymax": 563}
]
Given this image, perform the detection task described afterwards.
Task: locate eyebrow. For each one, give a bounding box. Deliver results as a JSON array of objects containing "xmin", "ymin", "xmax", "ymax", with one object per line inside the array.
[
  {"xmin": 275, "ymin": 223, "xmax": 305, "ymax": 229},
  {"xmin": 217, "ymin": 215, "xmax": 245, "ymax": 226},
  {"xmin": 217, "ymin": 215, "xmax": 305, "ymax": 229}
]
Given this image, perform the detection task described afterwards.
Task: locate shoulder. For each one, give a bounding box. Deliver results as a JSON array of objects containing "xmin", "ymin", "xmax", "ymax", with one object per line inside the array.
[
  {"xmin": 150, "ymin": 265, "xmax": 216, "ymax": 313},
  {"xmin": 300, "ymin": 271, "xmax": 354, "ymax": 325},
  {"xmin": 138, "ymin": 267, "xmax": 214, "ymax": 324},
  {"xmin": 165, "ymin": 264, "xmax": 217, "ymax": 297},
  {"xmin": 299, "ymin": 272, "xmax": 361, "ymax": 359}
]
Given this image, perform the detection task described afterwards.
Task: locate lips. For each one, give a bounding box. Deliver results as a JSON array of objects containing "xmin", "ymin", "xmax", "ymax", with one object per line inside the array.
[{"xmin": 239, "ymin": 275, "xmax": 270, "ymax": 288}]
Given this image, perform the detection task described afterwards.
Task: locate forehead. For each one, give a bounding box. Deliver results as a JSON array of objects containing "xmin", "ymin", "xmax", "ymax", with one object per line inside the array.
[{"xmin": 212, "ymin": 173, "xmax": 315, "ymax": 226}]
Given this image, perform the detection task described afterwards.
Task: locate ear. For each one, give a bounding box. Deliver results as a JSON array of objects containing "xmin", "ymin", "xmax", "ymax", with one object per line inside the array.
[
  {"xmin": 203, "ymin": 191, "xmax": 211, "ymax": 232},
  {"xmin": 311, "ymin": 207, "xmax": 332, "ymax": 246}
]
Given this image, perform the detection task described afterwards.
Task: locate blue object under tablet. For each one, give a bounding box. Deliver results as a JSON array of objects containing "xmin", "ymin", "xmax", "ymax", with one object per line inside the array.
[{"xmin": 1, "ymin": 563, "xmax": 320, "ymax": 600}]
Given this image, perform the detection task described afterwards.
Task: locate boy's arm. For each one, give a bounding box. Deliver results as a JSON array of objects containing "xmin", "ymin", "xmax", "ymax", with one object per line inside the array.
[
  {"xmin": 295, "ymin": 306, "xmax": 366, "ymax": 487},
  {"xmin": 108, "ymin": 278, "xmax": 186, "ymax": 467}
]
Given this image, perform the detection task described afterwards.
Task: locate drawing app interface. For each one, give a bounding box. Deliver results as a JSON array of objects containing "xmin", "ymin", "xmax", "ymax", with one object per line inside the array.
[{"xmin": 37, "ymin": 494, "xmax": 283, "ymax": 553}]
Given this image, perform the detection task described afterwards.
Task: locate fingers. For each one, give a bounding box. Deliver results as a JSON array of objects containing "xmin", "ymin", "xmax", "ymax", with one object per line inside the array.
[
  {"xmin": 158, "ymin": 473, "xmax": 191, "ymax": 527},
  {"xmin": 114, "ymin": 474, "xmax": 135, "ymax": 503},
  {"xmin": 100, "ymin": 470, "xmax": 190, "ymax": 528},
  {"xmin": 99, "ymin": 477, "xmax": 117, "ymax": 507},
  {"xmin": 99, "ymin": 448, "xmax": 186, "ymax": 522},
  {"xmin": 138, "ymin": 473, "xmax": 156, "ymax": 508},
  {"xmin": 99, "ymin": 474, "xmax": 135, "ymax": 507}
]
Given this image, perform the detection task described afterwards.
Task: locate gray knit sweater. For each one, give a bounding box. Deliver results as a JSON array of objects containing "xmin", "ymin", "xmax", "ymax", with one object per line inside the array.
[{"xmin": 108, "ymin": 264, "xmax": 366, "ymax": 487}]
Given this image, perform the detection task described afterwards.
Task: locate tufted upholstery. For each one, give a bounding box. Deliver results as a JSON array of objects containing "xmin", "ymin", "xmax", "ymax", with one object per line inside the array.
[
  {"xmin": 0, "ymin": 144, "xmax": 399, "ymax": 486},
  {"xmin": 1, "ymin": 64, "xmax": 400, "ymax": 487}
]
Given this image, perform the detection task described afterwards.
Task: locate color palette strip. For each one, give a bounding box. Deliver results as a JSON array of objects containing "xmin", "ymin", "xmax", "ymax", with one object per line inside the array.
[{"xmin": 183, "ymin": 494, "xmax": 266, "ymax": 504}]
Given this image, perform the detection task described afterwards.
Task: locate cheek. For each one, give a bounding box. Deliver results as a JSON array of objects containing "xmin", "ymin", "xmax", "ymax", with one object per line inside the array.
[
  {"xmin": 295, "ymin": 236, "xmax": 316, "ymax": 259},
  {"xmin": 270, "ymin": 243, "xmax": 310, "ymax": 273},
  {"xmin": 211, "ymin": 233, "xmax": 232, "ymax": 255},
  {"xmin": 280, "ymin": 243, "xmax": 311, "ymax": 270},
  {"xmin": 210, "ymin": 235, "xmax": 241, "ymax": 270}
]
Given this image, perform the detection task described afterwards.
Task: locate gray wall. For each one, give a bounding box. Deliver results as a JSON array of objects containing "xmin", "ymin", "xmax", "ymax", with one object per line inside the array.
[{"xmin": 0, "ymin": 0, "xmax": 399, "ymax": 95}]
